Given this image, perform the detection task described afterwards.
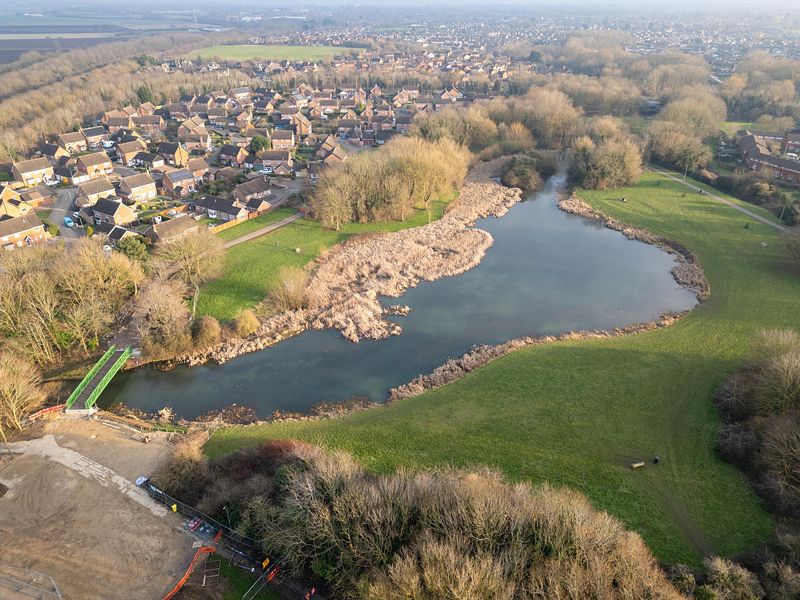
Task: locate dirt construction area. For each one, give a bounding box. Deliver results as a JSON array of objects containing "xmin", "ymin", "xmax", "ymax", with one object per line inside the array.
[{"xmin": 0, "ymin": 417, "xmax": 195, "ymax": 599}]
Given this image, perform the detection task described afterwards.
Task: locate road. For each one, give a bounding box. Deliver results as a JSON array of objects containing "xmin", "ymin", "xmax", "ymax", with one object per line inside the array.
[
  {"xmin": 47, "ymin": 186, "xmax": 82, "ymax": 240},
  {"xmin": 649, "ymin": 166, "xmax": 789, "ymax": 234},
  {"xmin": 223, "ymin": 211, "xmax": 304, "ymax": 248}
]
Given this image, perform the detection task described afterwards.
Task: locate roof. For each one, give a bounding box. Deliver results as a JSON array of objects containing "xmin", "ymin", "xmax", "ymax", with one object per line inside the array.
[
  {"xmin": 78, "ymin": 152, "xmax": 111, "ymax": 167},
  {"xmin": 219, "ymin": 144, "xmax": 245, "ymax": 156},
  {"xmin": 272, "ymin": 130, "xmax": 294, "ymax": 139},
  {"xmin": 58, "ymin": 131, "xmax": 85, "ymax": 143},
  {"xmin": 0, "ymin": 213, "xmax": 44, "ymax": 238},
  {"xmin": 164, "ymin": 168, "xmax": 193, "ymax": 184},
  {"xmin": 14, "ymin": 157, "xmax": 52, "ymax": 173},
  {"xmin": 157, "ymin": 142, "xmax": 181, "ymax": 155},
  {"xmin": 147, "ymin": 215, "xmax": 199, "ymax": 240},
  {"xmin": 81, "ymin": 126, "xmax": 107, "ymax": 138},
  {"xmin": 78, "ymin": 178, "xmax": 114, "ymax": 196},
  {"xmin": 234, "ymin": 177, "xmax": 271, "ymax": 198},
  {"xmin": 122, "ymin": 173, "xmax": 155, "ymax": 189},
  {"xmin": 187, "ymin": 157, "xmax": 209, "ymax": 172},
  {"xmin": 194, "ymin": 195, "xmax": 243, "ymax": 216},
  {"xmin": 94, "ymin": 223, "xmax": 135, "ymax": 241},
  {"xmin": 92, "ymin": 198, "xmax": 127, "ymax": 216},
  {"xmin": 261, "ymin": 150, "xmax": 291, "ymax": 161}
]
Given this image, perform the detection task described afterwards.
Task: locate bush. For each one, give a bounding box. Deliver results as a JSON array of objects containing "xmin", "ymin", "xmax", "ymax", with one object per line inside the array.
[
  {"xmin": 501, "ymin": 155, "xmax": 544, "ymax": 193},
  {"xmin": 192, "ymin": 315, "xmax": 221, "ymax": 349},
  {"xmin": 267, "ymin": 266, "xmax": 313, "ymax": 312},
  {"xmin": 235, "ymin": 309, "xmax": 260, "ymax": 337}
]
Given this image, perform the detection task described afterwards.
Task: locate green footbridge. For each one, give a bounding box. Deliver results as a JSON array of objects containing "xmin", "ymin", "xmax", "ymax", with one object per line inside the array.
[{"xmin": 65, "ymin": 345, "xmax": 132, "ymax": 412}]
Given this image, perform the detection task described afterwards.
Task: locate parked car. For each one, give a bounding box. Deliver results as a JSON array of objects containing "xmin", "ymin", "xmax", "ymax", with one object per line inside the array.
[
  {"xmin": 63, "ymin": 216, "xmax": 75, "ymax": 227},
  {"xmin": 44, "ymin": 178, "xmax": 58, "ymax": 187},
  {"xmin": 72, "ymin": 211, "xmax": 81, "ymax": 220}
]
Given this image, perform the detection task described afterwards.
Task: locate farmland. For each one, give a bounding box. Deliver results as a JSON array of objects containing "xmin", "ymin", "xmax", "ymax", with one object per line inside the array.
[
  {"xmin": 185, "ymin": 44, "xmax": 361, "ymax": 62},
  {"xmin": 205, "ymin": 170, "xmax": 800, "ymax": 565}
]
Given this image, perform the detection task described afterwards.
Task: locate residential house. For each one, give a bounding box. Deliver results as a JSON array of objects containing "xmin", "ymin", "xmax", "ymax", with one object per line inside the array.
[
  {"xmin": 90, "ymin": 197, "xmax": 137, "ymax": 226},
  {"xmin": 291, "ymin": 113, "xmax": 312, "ymax": 137},
  {"xmin": 42, "ymin": 143, "xmax": 70, "ymax": 162},
  {"xmin": 193, "ymin": 195, "xmax": 248, "ymax": 222},
  {"xmin": 259, "ymin": 150, "xmax": 293, "ymax": 172},
  {"xmin": 116, "ymin": 139, "xmax": 148, "ymax": 166},
  {"xmin": 219, "ymin": 144, "xmax": 248, "ymax": 167},
  {"xmin": 76, "ymin": 178, "xmax": 115, "ymax": 208},
  {"xmin": 132, "ymin": 114, "xmax": 165, "ymax": 134},
  {"xmin": 161, "ymin": 168, "xmax": 196, "ymax": 199},
  {"xmin": 316, "ymin": 135, "xmax": 339, "ymax": 158},
  {"xmin": 271, "ymin": 130, "xmax": 295, "ymax": 150},
  {"xmin": 76, "ymin": 151, "xmax": 113, "ymax": 180},
  {"xmin": 144, "ymin": 214, "xmax": 200, "ymax": 245},
  {"xmin": 157, "ymin": 142, "xmax": 189, "ymax": 167},
  {"xmin": 233, "ymin": 176, "xmax": 271, "ymax": 206},
  {"xmin": 739, "ymin": 131, "xmax": 800, "ymax": 186},
  {"xmin": 57, "ymin": 131, "xmax": 88, "ymax": 154},
  {"xmin": 337, "ymin": 119, "xmax": 361, "ymax": 139},
  {"xmin": 0, "ymin": 186, "xmax": 34, "ymax": 218},
  {"xmin": 93, "ymin": 222, "xmax": 139, "ymax": 246},
  {"xmin": 12, "ymin": 158, "xmax": 54, "ymax": 187},
  {"xmin": 187, "ymin": 157, "xmax": 210, "ymax": 182},
  {"xmin": 106, "ymin": 116, "xmax": 134, "ymax": 134},
  {"xmin": 81, "ymin": 126, "xmax": 108, "ymax": 147},
  {"xmin": 20, "ymin": 188, "xmax": 52, "ymax": 207},
  {"xmin": 134, "ymin": 152, "xmax": 166, "ymax": 170},
  {"xmin": 0, "ymin": 213, "xmax": 47, "ymax": 250},
  {"xmin": 119, "ymin": 173, "xmax": 157, "ymax": 204},
  {"xmin": 323, "ymin": 144, "xmax": 347, "ymax": 165},
  {"xmin": 53, "ymin": 164, "xmax": 90, "ymax": 186},
  {"xmin": 138, "ymin": 102, "xmax": 156, "ymax": 116}
]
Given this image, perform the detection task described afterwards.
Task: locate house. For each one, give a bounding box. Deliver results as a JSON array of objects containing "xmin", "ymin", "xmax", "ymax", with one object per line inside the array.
[
  {"xmin": 187, "ymin": 157, "xmax": 210, "ymax": 182},
  {"xmin": 0, "ymin": 186, "xmax": 34, "ymax": 218},
  {"xmin": 138, "ymin": 102, "xmax": 156, "ymax": 116},
  {"xmin": 76, "ymin": 151, "xmax": 113, "ymax": 179},
  {"xmin": 219, "ymin": 144, "xmax": 248, "ymax": 167},
  {"xmin": 783, "ymin": 129, "xmax": 800, "ymax": 155},
  {"xmin": 337, "ymin": 119, "xmax": 361, "ymax": 138},
  {"xmin": 739, "ymin": 131, "xmax": 800, "ymax": 186},
  {"xmin": 291, "ymin": 113, "xmax": 312, "ymax": 137},
  {"xmin": 116, "ymin": 139, "xmax": 148, "ymax": 166},
  {"xmin": 271, "ymin": 129, "xmax": 295, "ymax": 150},
  {"xmin": 119, "ymin": 173, "xmax": 157, "ymax": 204},
  {"xmin": 144, "ymin": 214, "xmax": 200, "ymax": 245},
  {"xmin": 233, "ymin": 176, "xmax": 271, "ymax": 206},
  {"xmin": 57, "ymin": 131, "xmax": 88, "ymax": 154},
  {"xmin": 53, "ymin": 164, "xmax": 90, "ymax": 186},
  {"xmin": 106, "ymin": 116, "xmax": 134, "ymax": 134},
  {"xmin": 20, "ymin": 188, "xmax": 52, "ymax": 207},
  {"xmin": 42, "ymin": 143, "xmax": 70, "ymax": 162},
  {"xmin": 12, "ymin": 158, "xmax": 54, "ymax": 187},
  {"xmin": 259, "ymin": 150, "xmax": 293, "ymax": 172},
  {"xmin": 134, "ymin": 152, "xmax": 166, "ymax": 170},
  {"xmin": 157, "ymin": 142, "xmax": 189, "ymax": 167},
  {"xmin": 214, "ymin": 167, "xmax": 239, "ymax": 184},
  {"xmin": 90, "ymin": 197, "xmax": 137, "ymax": 226},
  {"xmin": 81, "ymin": 126, "xmax": 108, "ymax": 147},
  {"xmin": 132, "ymin": 114, "xmax": 165, "ymax": 134},
  {"xmin": 193, "ymin": 195, "xmax": 248, "ymax": 222},
  {"xmin": 323, "ymin": 144, "xmax": 347, "ymax": 165},
  {"xmin": 161, "ymin": 168, "xmax": 196, "ymax": 199},
  {"xmin": 0, "ymin": 213, "xmax": 47, "ymax": 250},
  {"xmin": 92, "ymin": 222, "xmax": 139, "ymax": 246},
  {"xmin": 76, "ymin": 178, "xmax": 115, "ymax": 208},
  {"xmin": 316, "ymin": 135, "xmax": 339, "ymax": 158}
]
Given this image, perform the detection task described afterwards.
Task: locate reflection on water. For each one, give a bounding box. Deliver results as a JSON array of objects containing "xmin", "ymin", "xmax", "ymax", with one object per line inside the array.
[{"xmin": 105, "ymin": 181, "xmax": 696, "ymax": 418}]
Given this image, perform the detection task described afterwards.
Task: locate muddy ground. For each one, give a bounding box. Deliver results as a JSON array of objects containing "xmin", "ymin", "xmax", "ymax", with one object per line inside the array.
[{"xmin": 0, "ymin": 418, "xmax": 195, "ymax": 599}]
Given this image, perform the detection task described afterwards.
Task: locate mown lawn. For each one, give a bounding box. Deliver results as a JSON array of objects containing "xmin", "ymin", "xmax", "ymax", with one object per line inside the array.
[
  {"xmin": 205, "ymin": 171, "xmax": 800, "ymax": 565},
  {"xmin": 186, "ymin": 44, "xmax": 360, "ymax": 62},
  {"xmin": 217, "ymin": 207, "xmax": 299, "ymax": 242},
  {"xmin": 198, "ymin": 197, "xmax": 454, "ymax": 321}
]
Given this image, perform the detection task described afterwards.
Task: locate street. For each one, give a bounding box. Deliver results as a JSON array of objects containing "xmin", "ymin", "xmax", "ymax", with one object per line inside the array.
[{"xmin": 48, "ymin": 186, "xmax": 82, "ymax": 240}]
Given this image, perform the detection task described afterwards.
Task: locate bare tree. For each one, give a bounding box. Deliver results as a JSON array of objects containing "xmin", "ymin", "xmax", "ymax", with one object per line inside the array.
[
  {"xmin": 155, "ymin": 229, "xmax": 225, "ymax": 319},
  {"xmin": 0, "ymin": 352, "xmax": 45, "ymax": 432}
]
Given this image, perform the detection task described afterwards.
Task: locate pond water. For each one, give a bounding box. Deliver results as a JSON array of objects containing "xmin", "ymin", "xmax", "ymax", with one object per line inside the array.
[{"xmin": 104, "ymin": 180, "xmax": 697, "ymax": 418}]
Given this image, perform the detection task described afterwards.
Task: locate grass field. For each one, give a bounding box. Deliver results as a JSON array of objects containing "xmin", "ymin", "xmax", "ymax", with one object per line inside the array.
[
  {"xmin": 198, "ymin": 197, "xmax": 454, "ymax": 321},
  {"xmin": 186, "ymin": 44, "xmax": 360, "ymax": 62},
  {"xmin": 205, "ymin": 170, "xmax": 800, "ymax": 565}
]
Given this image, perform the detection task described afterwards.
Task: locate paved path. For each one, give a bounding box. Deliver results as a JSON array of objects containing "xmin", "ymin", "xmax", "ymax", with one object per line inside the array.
[
  {"xmin": 0, "ymin": 435, "xmax": 167, "ymax": 516},
  {"xmin": 649, "ymin": 166, "xmax": 789, "ymax": 233},
  {"xmin": 223, "ymin": 211, "xmax": 304, "ymax": 248}
]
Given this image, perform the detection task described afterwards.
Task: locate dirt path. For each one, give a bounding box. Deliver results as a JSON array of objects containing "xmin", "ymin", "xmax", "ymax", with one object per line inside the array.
[
  {"xmin": 649, "ymin": 166, "xmax": 788, "ymax": 233},
  {"xmin": 223, "ymin": 211, "xmax": 304, "ymax": 248}
]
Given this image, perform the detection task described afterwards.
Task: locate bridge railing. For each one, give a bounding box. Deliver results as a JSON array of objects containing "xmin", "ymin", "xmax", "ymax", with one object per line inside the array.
[
  {"xmin": 84, "ymin": 346, "xmax": 132, "ymax": 410},
  {"xmin": 65, "ymin": 345, "xmax": 117, "ymax": 409}
]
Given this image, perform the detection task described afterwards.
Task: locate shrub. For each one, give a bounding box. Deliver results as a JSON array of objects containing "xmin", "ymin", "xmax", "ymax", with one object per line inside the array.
[
  {"xmin": 192, "ymin": 315, "xmax": 221, "ymax": 349},
  {"xmin": 235, "ymin": 309, "xmax": 260, "ymax": 337},
  {"xmin": 267, "ymin": 266, "xmax": 312, "ymax": 312}
]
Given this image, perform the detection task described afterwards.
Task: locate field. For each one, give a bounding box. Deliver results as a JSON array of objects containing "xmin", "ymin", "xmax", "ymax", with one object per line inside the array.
[
  {"xmin": 198, "ymin": 197, "xmax": 454, "ymax": 321},
  {"xmin": 205, "ymin": 170, "xmax": 800, "ymax": 565},
  {"xmin": 186, "ymin": 44, "xmax": 361, "ymax": 62}
]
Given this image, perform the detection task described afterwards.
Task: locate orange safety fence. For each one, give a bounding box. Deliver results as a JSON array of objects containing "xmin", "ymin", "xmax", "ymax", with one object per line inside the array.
[
  {"xmin": 162, "ymin": 531, "xmax": 223, "ymax": 600},
  {"xmin": 28, "ymin": 404, "xmax": 66, "ymax": 420}
]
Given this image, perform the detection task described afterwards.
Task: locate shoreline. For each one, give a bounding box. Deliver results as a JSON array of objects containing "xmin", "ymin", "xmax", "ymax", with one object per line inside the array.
[
  {"xmin": 181, "ymin": 157, "xmax": 524, "ymax": 366},
  {"xmin": 180, "ymin": 183, "xmax": 711, "ymax": 426}
]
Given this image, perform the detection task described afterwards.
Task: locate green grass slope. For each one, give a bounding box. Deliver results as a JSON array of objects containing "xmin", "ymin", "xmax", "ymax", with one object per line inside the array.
[{"xmin": 205, "ymin": 172, "xmax": 800, "ymax": 564}]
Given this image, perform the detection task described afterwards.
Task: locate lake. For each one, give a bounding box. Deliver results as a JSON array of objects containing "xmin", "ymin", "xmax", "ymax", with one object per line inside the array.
[{"xmin": 105, "ymin": 180, "xmax": 697, "ymax": 418}]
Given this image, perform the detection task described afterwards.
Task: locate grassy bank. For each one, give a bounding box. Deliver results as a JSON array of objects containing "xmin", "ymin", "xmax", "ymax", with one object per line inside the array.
[
  {"xmin": 198, "ymin": 196, "xmax": 455, "ymax": 321},
  {"xmin": 186, "ymin": 44, "xmax": 360, "ymax": 62},
  {"xmin": 205, "ymin": 171, "xmax": 800, "ymax": 565}
]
